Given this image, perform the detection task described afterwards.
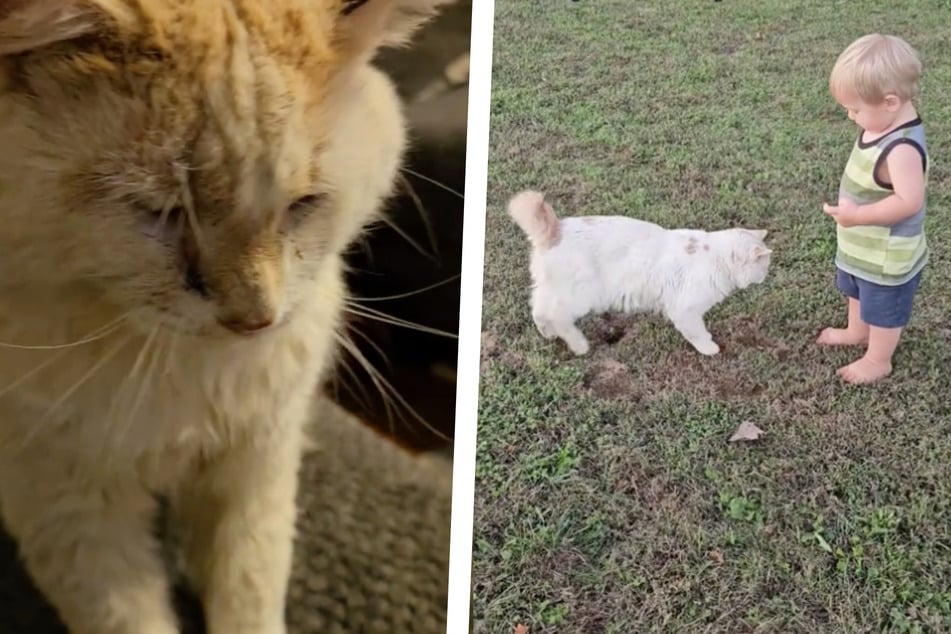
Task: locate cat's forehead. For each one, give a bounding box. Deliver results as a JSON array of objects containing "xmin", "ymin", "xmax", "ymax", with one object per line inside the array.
[
  {"xmin": 25, "ymin": 1, "xmax": 342, "ymax": 111},
  {"xmin": 89, "ymin": 1, "xmax": 340, "ymax": 90},
  {"xmin": 142, "ymin": 1, "xmax": 339, "ymax": 71},
  {"xmin": 52, "ymin": 1, "xmax": 345, "ymax": 212}
]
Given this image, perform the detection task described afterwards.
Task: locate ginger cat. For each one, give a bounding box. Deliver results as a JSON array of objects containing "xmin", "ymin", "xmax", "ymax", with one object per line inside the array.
[{"xmin": 0, "ymin": 1, "xmax": 450, "ymax": 633}]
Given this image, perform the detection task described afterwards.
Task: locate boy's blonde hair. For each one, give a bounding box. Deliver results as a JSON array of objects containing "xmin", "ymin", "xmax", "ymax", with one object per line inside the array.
[{"xmin": 829, "ymin": 34, "xmax": 922, "ymax": 104}]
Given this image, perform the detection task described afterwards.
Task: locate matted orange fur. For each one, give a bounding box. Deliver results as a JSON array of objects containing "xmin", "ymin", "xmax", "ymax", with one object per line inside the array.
[{"xmin": 0, "ymin": 1, "xmax": 451, "ymax": 633}]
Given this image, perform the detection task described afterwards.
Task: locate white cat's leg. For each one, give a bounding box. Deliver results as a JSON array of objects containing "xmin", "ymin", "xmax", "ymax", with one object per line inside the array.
[
  {"xmin": 530, "ymin": 285, "xmax": 557, "ymax": 339},
  {"xmin": 173, "ymin": 421, "xmax": 303, "ymax": 634},
  {"xmin": 551, "ymin": 319, "xmax": 590, "ymax": 355},
  {"xmin": 0, "ymin": 455, "xmax": 178, "ymax": 634},
  {"xmin": 531, "ymin": 286, "xmax": 588, "ymax": 353},
  {"xmin": 532, "ymin": 311, "xmax": 557, "ymax": 339},
  {"xmin": 668, "ymin": 310, "xmax": 720, "ymax": 355}
]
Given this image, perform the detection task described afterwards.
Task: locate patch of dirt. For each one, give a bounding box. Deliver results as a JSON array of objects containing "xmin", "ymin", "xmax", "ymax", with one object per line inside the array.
[
  {"xmin": 564, "ymin": 591, "xmax": 615, "ymax": 632},
  {"xmin": 637, "ymin": 348, "xmax": 769, "ymax": 402},
  {"xmin": 578, "ymin": 314, "xmax": 796, "ymax": 402},
  {"xmin": 589, "ymin": 313, "xmax": 640, "ymax": 345},
  {"xmin": 540, "ymin": 548, "xmax": 588, "ymax": 577},
  {"xmin": 583, "ymin": 358, "xmax": 640, "ymax": 399},
  {"xmin": 480, "ymin": 329, "xmax": 528, "ymax": 371},
  {"xmin": 677, "ymin": 165, "xmax": 717, "ymax": 202},
  {"xmin": 722, "ymin": 314, "xmax": 793, "ymax": 356},
  {"xmin": 481, "ymin": 330, "xmax": 499, "ymax": 368}
]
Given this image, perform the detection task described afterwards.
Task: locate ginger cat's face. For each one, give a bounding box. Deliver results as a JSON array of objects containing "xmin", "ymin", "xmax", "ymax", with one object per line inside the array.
[{"xmin": 0, "ymin": 0, "xmax": 449, "ymax": 337}]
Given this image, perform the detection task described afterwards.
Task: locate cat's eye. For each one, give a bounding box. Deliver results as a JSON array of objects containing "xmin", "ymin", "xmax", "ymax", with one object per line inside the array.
[
  {"xmin": 342, "ymin": 0, "xmax": 370, "ymax": 16},
  {"xmin": 287, "ymin": 194, "xmax": 326, "ymax": 221},
  {"xmin": 137, "ymin": 201, "xmax": 184, "ymax": 223},
  {"xmin": 137, "ymin": 202, "xmax": 185, "ymax": 241}
]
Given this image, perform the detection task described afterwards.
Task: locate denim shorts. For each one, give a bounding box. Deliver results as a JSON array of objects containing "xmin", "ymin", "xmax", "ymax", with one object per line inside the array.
[{"xmin": 836, "ymin": 268, "xmax": 922, "ymax": 329}]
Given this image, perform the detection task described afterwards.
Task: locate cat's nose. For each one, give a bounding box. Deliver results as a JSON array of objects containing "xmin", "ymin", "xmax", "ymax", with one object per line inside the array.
[{"xmin": 218, "ymin": 316, "xmax": 275, "ymax": 335}]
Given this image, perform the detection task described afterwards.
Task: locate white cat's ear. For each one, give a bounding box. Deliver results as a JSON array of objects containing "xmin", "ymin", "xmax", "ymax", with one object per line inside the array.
[
  {"xmin": 336, "ymin": 0, "xmax": 454, "ymax": 62},
  {"xmin": 0, "ymin": 1, "xmax": 104, "ymax": 56},
  {"xmin": 740, "ymin": 228, "xmax": 768, "ymax": 241},
  {"xmin": 752, "ymin": 245, "xmax": 772, "ymax": 259}
]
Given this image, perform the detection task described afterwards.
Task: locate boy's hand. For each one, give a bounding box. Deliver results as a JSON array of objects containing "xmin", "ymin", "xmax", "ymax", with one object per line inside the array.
[{"xmin": 823, "ymin": 198, "xmax": 860, "ymax": 227}]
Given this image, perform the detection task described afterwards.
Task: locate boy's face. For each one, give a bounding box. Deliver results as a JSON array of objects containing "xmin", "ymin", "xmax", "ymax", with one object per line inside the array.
[{"xmin": 833, "ymin": 90, "xmax": 903, "ymax": 135}]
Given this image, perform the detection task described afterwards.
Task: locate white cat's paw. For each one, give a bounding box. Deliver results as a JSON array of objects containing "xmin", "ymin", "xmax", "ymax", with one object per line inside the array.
[
  {"xmin": 693, "ymin": 340, "xmax": 720, "ymax": 356},
  {"xmin": 534, "ymin": 320, "xmax": 557, "ymax": 339},
  {"xmin": 567, "ymin": 339, "xmax": 590, "ymax": 355}
]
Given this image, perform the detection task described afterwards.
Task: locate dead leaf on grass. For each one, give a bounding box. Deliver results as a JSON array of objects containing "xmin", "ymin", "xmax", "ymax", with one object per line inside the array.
[
  {"xmin": 514, "ymin": 625, "xmax": 529, "ymax": 634},
  {"xmin": 709, "ymin": 549, "xmax": 724, "ymax": 565},
  {"xmin": 729, "ymin": 420, "xmax": 764, "ymax": 442}
]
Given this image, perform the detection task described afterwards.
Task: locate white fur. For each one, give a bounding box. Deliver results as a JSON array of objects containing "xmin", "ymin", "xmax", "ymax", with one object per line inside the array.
[{"xmin": 508, "ymin": 191, "xmax": 772, "ymax": 356}]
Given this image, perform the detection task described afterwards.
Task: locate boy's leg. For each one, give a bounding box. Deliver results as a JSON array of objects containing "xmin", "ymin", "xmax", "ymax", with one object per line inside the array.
[
  {"xmin": 838, "ymin": 326, "xmax": 901, "ymax": 383},
  {"xmin": 818, "ymin": 297, "xmax": 868, "ymax": 345},
  {"xmin": 818, "ymin": 270, "xmax": 869, "ymax": 345},
  {"xmin": 837, "ymin": 271, "xmax": 921, "ymax": 384}
]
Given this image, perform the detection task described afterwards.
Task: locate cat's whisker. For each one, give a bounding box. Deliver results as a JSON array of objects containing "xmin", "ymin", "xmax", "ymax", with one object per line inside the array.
[
  {"xmin": 344, "ymin": 304, "xmax": 458, "ymax": 339},
  {"xmin": 46, "ymin": 335, "xmax": 131, "ymax": 417},
  {"xmin": 100, "ymin": 336, "xmax": 149, "ymax": 464},
  {"xmin": 330, "ymin": 347, "xmax": 377, "ymax": 416},
  {"xmin": 346, "ymin": 323, "xmax": 392, "ymax": 372},
  {"xmin": 0, "ymin": 313, "xmax": 129, "ymax": 350},
  {"xmin": 0, "ymin": 349, "xmax": 70, "ymax": 401},
  {"xmin": 334, "ymin": 331, "xmax": 397, "ymax": 431},
  {"xmin": 378, "ymin": 214, "xmax": 439, "ymax": 263},
  {"xmin": 333, "ymin": 331, "xmax": 451, "ymax": 441},
  {"xmin": 396, "ymin": 171, "xmax": 440, "ymax": 259},
  {"xmin": 128, "ymin": 324, "xmax": 159, "ymax": 378},
  {"xmin": 115, "ymin": 326, "xmax": 163, "ymax": 449},
  {"xmin": 348, "ymin": 273, "xmax": 460, "ymax": 302},
  {"xmin": 0, "ymin": 315, "xmax": 129, "ymax": 401},
  {"xmin": 164, "ymin": 332, "xmax": 179, "ymax": 377},
  {"xmin": 399, "ymin": 167, "xmax": 464, "ymax": 200},
  {"xmin": 19, "ymin": 334, "xmax": 133, "ymax": 453}
]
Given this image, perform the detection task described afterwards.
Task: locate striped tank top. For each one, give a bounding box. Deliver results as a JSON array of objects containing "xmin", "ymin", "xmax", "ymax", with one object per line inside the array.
[{"xmin": 835, "ymin": 117, "xmax": 928, "ymax": 286}]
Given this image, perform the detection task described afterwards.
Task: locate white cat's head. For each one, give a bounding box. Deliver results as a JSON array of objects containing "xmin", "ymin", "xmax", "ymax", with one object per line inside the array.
[
  {"xmin": 728, "ymin": 229, "xmax": 772, "ymax": 288},
  {"xmin": 0, "ymin": 0, "xmax": 450, "ymax": 338}
]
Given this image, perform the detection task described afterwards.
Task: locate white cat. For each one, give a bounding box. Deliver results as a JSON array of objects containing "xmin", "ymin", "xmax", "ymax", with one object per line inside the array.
[{"xmin": 507, "ymin": 191, "xmax": 772, "ymax": 356}]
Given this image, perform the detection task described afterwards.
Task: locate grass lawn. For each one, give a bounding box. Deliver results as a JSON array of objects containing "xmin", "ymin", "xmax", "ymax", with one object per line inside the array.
[{"xmin": 473, "ymin": 1, "xmax": 951, "ymax": 632}]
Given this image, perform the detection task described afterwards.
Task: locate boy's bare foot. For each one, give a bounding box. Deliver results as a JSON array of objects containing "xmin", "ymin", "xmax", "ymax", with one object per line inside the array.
[
  {"xmin": 837, "ymin": 356, "xmax": 892, "ymax": 384},
  {"xmin": 817, "ymin": 327, "xmax": 868, "ymax": 346}
]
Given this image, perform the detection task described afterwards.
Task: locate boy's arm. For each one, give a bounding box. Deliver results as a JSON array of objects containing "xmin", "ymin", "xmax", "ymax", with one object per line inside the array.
[{"xmin": 824, "ymin": 143, "xmax": 925, "ymax": 227}]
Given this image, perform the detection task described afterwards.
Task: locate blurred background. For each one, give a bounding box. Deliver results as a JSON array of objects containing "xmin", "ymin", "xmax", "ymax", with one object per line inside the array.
[{"xmin": 333, "ymin": 0, "xmax": 470, "ymax": 455}]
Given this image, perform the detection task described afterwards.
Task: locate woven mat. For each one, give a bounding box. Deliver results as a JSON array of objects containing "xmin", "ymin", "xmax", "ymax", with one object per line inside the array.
[{"xmin": 0, "ymin": 400, "xmax": 452, "ymax": 633}]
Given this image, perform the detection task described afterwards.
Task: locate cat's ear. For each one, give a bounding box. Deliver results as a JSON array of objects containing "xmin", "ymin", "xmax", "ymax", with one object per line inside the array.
[
  {"xmin": 0, "ymin": 0, "xmax": 104, "ymax": 56},
  {"xmin": 752, "ymin": 245, "xmax": 772, "ymax": 259},
  {"xmin": 732, "ymin": 243, "xmax": 772, "ymax": 263},
  {"xmin": 335, "ymin": 0, "xmax": 454, "ymax": 62},
  {"xmin": 741, "ymin": 228, "xmax": 768, "ymax": 241}
]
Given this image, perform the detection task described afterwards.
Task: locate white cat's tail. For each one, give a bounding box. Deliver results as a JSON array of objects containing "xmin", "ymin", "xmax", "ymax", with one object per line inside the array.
[{"xmin": 507, "ymin": 190, "xmax": 561, "ymax": 250}]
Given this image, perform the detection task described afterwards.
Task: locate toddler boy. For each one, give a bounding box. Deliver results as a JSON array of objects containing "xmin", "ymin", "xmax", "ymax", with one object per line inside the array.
[{"xmin": 819, "ymin": 34, "xmax": 928, "ymax": 384}]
